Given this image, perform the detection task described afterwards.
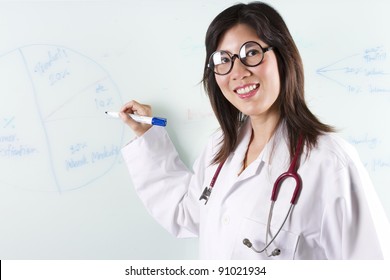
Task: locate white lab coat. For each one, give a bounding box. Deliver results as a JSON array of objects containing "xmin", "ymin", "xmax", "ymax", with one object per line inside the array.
[{"xmin": 122, "ymin": 120, "xmax": 389, "ymax": 259}]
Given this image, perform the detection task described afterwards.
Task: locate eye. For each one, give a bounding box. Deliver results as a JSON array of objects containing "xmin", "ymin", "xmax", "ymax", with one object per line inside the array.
[
  {"xmin": 220, "ymin": 56, "xmax": 231, "ymax": 64},
  {"xmin": 211, "ymin": 51, "xmax": 231, "ymax": 66},
  {"xmin": 240, "ymin": 42, "xmax": 263, "ymax": 59},
  {"xmin": 217, "ymin": 51, "xmax": 232, "ymax": 65},
  {"xmin": 246, "ymin": 49, "xmax": 261, "ymax": 57}
]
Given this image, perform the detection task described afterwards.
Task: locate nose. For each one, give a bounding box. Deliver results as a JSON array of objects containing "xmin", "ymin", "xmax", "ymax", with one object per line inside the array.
[{"xmin": 230, "ymin": 55, "xmax": 251, "ymax": 80}]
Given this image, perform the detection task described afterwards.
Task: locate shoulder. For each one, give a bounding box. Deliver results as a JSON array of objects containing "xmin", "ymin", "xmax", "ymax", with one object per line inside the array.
[
  {"xmin": 306, "ymin": 133, "xmax": 363, "ymax": 171},
  {"xmin": 301, "ymin": 133, "xmax": 374, "ymax": 202}
]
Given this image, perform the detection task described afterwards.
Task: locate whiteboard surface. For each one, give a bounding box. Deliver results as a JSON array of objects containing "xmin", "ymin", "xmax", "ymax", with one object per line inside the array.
[{"xmin": 0, "ymin": 0, "xmax": 389, "ymax": 259}]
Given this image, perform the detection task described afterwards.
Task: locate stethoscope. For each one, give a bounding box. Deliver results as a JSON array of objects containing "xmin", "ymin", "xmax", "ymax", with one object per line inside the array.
[{"xmin": 199, "ymin": 134, "xmax": 304, "ymax": 257}]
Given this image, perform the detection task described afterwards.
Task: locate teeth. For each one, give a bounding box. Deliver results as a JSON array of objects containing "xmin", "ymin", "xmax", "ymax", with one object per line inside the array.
[{"xmin": 236, "ymin": 84, "xmax": 258, "ymax": 94}]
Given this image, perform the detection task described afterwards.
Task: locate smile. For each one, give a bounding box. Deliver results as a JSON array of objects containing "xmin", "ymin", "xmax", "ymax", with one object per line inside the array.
[{"xmin": 234, "ymin": 83, "xmax": 259, "ymax": 98}]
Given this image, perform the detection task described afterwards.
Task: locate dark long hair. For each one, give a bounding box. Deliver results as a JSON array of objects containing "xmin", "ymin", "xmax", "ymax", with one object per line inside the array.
[{"xmin": 202, "ymin": 1, "xmax": 334, "ymax": 164}]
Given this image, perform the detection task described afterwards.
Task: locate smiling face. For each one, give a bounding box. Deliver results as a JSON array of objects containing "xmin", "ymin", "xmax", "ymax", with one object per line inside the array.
[{"xmin": 214, "ymin": 23, "xmax": 281, "ymax": 122}]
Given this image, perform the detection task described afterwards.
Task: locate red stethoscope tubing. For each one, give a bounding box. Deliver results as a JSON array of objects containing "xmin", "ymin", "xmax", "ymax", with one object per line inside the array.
[
  {"xmin": 271, "ymin": 134, "xmax": 304, "ymax": 204},
  {"xmin": 200, "ymin": 134, "xmax": 304, "ymax": 205},
  {"xmin": 199, "ymin": 134, "xmax": 305, "ymax": 256}
]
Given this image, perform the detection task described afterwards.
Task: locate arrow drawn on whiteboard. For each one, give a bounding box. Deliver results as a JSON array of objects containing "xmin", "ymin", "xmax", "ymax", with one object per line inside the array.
[
  {"xmin": 316, "ymin": 46, "xmax": 390, "ymax": 94},
  {"xmin": 2, "ymin": 116, "xmax": 15, "ymax": 128},
  {"xmin": 316, "ymin": 53, "xmax": 360, "ymax": 88}
]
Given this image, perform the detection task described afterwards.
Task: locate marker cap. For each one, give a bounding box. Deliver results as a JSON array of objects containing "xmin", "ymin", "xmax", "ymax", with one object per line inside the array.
[{"xmin": 151, "ymin": 117, "xmax": 167, "ymax": 127}]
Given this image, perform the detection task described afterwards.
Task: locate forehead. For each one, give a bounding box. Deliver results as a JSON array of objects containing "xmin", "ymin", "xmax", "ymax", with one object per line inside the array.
[{"xmin": 217, "ymin": 23, "xmax": 263, "ymax": 51}]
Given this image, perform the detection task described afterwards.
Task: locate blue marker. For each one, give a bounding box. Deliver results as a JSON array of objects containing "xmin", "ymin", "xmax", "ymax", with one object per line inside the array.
[{"xmin": 105, "ymin": 111, "xmax": 167, "ymax": 127}]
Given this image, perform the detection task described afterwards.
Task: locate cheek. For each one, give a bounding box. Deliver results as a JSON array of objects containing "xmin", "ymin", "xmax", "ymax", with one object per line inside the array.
[
  {"xmin": 215, "ymin": 75, "xmax": 225, "ymax": 88},
  {"xmin": 270, "ymin": 72, "xmax": 281, "ymax": 94},
  {"xmin": 215, "ymin": 76, "xmax": 230, "ymax": 94},
  {"xmin": 270, "ymin": 61, "xmax": 281, "ymax": 93},
  {"xmin": 261, "ymin": 64, "xmax": 280, "ymax": 95}
]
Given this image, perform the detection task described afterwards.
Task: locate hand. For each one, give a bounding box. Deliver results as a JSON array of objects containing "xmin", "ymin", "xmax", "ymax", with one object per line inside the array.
[{"xmin": 119, "ymin": 100, "xmax": 153, "ymax": 137}]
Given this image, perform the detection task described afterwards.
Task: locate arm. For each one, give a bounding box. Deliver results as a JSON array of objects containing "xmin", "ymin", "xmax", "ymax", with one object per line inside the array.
[
  {"xmin": 122, "ymin": 126, "xmax": 206, "ymax": 238},
  {"xmin": 320, "ymin": 148, "xmax": 387, "ymax": 259},
  {"xmin": 119, "ymin": 100, "xmax": 216, "ymax": 238}
]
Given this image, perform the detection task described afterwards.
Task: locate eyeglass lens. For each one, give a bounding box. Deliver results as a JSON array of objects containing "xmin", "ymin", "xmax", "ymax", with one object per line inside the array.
[{"xmin": 209, "ymin": 41, "xmax": 265, "ymax": 75}]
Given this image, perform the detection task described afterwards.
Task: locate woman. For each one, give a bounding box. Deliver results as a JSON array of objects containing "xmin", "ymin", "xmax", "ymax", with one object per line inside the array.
[{"xmin": 120, "ymin": 2, "xmax": 386, "ymax": 259}]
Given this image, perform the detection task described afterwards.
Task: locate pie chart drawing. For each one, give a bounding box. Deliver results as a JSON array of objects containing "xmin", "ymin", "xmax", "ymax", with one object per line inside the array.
[{"xmin": 0, "ymin": 44, "xmax": 124, "ymax": 192}]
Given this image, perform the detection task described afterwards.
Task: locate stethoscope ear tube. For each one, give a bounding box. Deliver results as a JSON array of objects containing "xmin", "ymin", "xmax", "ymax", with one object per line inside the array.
[
  {"xmin": 243, "ymin": 203, "xmax": 295, "ymax": 257},
  {"xmin": 202, "ymin": 134, "xmax": 305, "ymax": 257},
  {"xmin": 271, "ymin": 172, "xmax": 302, "ymax": 204},
  {"xmin": 242, "ymin": 238, "xmax": 281, "ymax": 256},
  {"xmin": 243, "ymin": 134, "xmax": 304, "ymax": 257},
  {"xmin": 271, "ymin": 134, "xmax": 304, "ymax": 204}
]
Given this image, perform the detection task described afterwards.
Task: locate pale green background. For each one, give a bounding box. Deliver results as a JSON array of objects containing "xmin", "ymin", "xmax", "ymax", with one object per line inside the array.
[{"xmin": 0, "ymin": 0, "xmax": 389, "ymax": 259}]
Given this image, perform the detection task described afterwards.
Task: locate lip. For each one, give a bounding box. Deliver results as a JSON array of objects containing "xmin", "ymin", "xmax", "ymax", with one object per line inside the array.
[{"xmin": 234, "ymin": 83, "xmax": 260, "ymax": 99}]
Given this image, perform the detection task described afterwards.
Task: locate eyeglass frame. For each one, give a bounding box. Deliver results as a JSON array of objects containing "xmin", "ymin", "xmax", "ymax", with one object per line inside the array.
[{"xmin": 207, "ymin": 41, "xmax": 274, "ymax": 75}]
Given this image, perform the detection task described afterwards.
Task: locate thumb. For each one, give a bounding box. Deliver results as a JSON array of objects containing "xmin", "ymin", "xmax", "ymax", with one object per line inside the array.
[{"xmin": 119, "ymin": 111, "xmax": 152, "ymax": 136}]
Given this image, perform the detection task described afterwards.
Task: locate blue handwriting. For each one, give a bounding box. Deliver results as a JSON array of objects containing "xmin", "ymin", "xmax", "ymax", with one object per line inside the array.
[
  {"xmin": 34, "ymin": 48, "xmax": 69, "ymax": 75},
  {"xmin": 0, "ymin": 144, "xmax": 37, "ymax": 157},
  {"xmin": 348, "ymin": 134, "xmax": 380, "ymax": 149},
  {"xmin": 65, "ymin": 145, "xmax": 120, "ymax": 171}
]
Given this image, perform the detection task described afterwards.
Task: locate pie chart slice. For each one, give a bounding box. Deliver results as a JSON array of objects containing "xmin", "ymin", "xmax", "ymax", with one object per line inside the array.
[{"xmin": 0, "ymin": 45, "xmax": 124, "ymax": 192}]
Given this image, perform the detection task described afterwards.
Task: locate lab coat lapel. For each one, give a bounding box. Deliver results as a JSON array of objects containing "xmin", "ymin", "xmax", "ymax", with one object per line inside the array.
[
  {"xmin": 218, "ymin": 121, "xmax": 290, "ymax": 202},
  {"xmin": 235, "ymin": 122, "xmax": 291, "ymax": 190},
  {"xmin": 225, "ymin": 120, "xmax": 253, "ymax": 179},
  {"xmin": 263, "ymin": 122, "xmax": 290, "ymax": 174},
  {"xmin": 220, "ymin": 121, "xmax": 266, "ymax": 199},
  {"xmin": 235, "ymin": 121, "xmax": 290, "ymax": 183},
  {"xmin": 260, "ymin": 124, "xmax": 297, "ymax": 225}
]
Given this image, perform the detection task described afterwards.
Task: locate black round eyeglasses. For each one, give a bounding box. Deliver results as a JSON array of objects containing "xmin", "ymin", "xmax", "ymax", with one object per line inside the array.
[{"xmin": 208, "ymin": 41, "xmax": 274, "ymax": 75}]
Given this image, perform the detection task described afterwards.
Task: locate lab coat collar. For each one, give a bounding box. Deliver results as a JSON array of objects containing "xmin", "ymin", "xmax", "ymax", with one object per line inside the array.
[
  {"xmin": 218, "ymin": 119, "xmax": 290, "ymax": 211},
  {"xmin": 233, "ymin": 119, "xmax": 253, "ymax": 160},
  {"xmin": 262, "ymin": 120, "xmax": 290, "ymax": 169},
  {"xmin": 231, "ymin": 119, "xmax": 290, "ymax": 180}
]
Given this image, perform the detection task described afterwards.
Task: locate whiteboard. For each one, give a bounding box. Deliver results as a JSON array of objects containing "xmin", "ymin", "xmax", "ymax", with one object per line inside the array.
[{"xmin": 0, "ymin": 0, "xmax": 389, "ymax": 259}]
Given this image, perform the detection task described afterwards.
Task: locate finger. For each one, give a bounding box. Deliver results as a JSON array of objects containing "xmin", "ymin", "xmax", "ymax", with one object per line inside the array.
[
  {"xmin": 120, "ymin": 100, "xmax": 149, "ymax": 124},
  {"xmin": 119, "ymin": 100, "xmax": 137, "ymax": 124},
  {"xmin": 120, "ymin": 100, "xmax": 152, "ymax": 116},
  {"xmin": 119, "ymin": 100, "xmax": 153, "ymax": 136}
]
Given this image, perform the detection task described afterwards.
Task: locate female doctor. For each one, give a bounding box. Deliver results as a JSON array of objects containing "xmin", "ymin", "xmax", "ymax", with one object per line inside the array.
[{"xmin": 119, "ymin": 2, "xmax": 387, "ymax": 259}]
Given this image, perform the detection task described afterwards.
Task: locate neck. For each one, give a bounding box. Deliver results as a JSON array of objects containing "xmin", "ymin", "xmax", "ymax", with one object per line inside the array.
[
  {"xmin": 249, "ymin": 110, "xmax": 280, "ymax": 147},
  {"xmin": 238, "ymin": 110, "xmax": 280, "ymax": 176}
]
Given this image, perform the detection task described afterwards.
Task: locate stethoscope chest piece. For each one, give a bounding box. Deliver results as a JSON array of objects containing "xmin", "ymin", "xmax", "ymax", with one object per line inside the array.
[
  {"xmin": 199, "ymin": 186, "xmax": 212, "ymax": 205},
  {"xmin": 199, "ymin": 160, "xmax": 225, "ymax": 205}
]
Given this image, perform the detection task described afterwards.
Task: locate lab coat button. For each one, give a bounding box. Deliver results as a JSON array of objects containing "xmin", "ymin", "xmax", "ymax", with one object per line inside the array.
[{"xmin": 222, "ymin": 215, "xmax": 230, "ymax": 225}]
